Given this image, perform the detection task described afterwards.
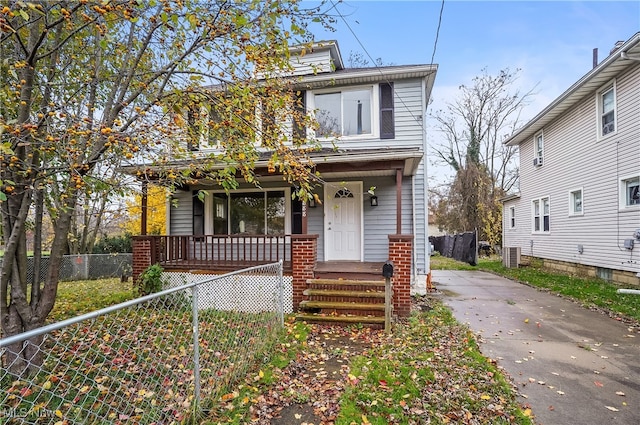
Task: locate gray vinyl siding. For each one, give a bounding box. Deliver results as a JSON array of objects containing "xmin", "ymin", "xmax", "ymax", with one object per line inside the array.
[
  {"xmin": 393, "ymin": 80, "xmax": 425, "ymax": 148},
  {"xmin": 362, "ymin": 178, "xmax": 398, "ymax": 262},
  {"xmin": 412, "ymin": 160, "xmax": 428, "ymax": 273},
  {"xmin": 169, "ymin": 190, "xmax": 193, "ymax": 235},
  {"xmin": 505, "ymin": 63, "xmax": 640, "ymax": 274},
  {"xmin": 290, "ymin": 49, "xmax": 333, "ymax": 76}
]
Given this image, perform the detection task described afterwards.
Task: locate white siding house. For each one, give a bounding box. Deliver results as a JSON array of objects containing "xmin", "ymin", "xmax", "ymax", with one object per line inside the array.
[
  {"xmin": 131, "ymin": 40, "xmax": 438, "ymax": 294},
  {"xmin": 503, "ymin": 33, "xmax": 640, "ymax": 285}
]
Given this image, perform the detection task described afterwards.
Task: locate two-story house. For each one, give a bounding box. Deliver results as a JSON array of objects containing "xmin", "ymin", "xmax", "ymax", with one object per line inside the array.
[
  {"xmin": 502, "ymin": 32, "xmax": 640, "ymax": 286},
  {"xmin": 128, "ymin": 41, "xmax": 438, "ymax": 320}
]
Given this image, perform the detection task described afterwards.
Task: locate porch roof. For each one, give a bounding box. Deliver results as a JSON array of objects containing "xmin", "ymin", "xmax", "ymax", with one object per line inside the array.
[{"xmin": 119, "ymin": 147, "xmax": 424, "ymax": 180}]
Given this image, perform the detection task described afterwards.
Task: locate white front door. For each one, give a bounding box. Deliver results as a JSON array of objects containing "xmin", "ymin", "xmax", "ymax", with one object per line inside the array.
[{"xmin": 324, "ymin": 182, "xmax": 362, "ymax": 261}]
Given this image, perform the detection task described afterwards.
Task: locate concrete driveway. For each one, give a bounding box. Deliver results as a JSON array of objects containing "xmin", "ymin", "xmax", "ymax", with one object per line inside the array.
[{"xmin": 433, "ymin": 270, "xmax": 640, "ymax": 425}]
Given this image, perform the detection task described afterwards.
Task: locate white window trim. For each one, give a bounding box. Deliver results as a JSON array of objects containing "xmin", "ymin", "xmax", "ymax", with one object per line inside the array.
[
  {"xmin": 308, "ymin": 84, "xmax": 379, "ymax": 140},
  {"xmin": 204, "ymin": 187, "xmax": 292, "ymax": 235},
  {"xmin": 531, "ymin": 196, "xmax": 550, "ymax": 234},
  {"xmin": 568, "ymin": 187, "xmax": 584, "ymax": 216},
  {"xmin": 596, "ymin": 79, "xmax": 617, "ymax": 140},
  {"xmin": 508, "ymin": 206, "xmax": 516, "ymax": 229},
  {"xmin": 619, "ymin": 174, "xmax": 640, "ymax": 211},
  {"xmin": 534, "ymin": 131, "xmax": 544, "ymax": 166}
]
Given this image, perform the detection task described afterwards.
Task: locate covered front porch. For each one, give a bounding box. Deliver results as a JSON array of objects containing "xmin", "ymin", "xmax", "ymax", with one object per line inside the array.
[
  {"xmin": 129, "ymin": 148, "xmax": 423, "ymax": 318},
  {"xmin": 132, "ymin": 233, "xmax": 414, "ymax": 318}
]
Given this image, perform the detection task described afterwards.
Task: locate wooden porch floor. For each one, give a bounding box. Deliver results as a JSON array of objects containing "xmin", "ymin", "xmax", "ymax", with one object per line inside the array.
[{"xmin": 314, "ymin": 261, "xmax": 385, "ymax": 280}]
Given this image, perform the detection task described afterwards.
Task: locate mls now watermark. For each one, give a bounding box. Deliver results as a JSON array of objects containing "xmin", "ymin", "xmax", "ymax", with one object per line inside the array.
[{"xmin": 1, "ymin": 407, "xmax": 59, "ymax": 420}]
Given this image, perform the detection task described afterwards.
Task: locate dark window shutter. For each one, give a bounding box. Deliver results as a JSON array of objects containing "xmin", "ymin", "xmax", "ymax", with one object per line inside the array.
[
  {"xmin": 293, "ymin": 90, "xmax": 306, "ymax": 143},
  {"xmin": 379, "ymin": 83, "xmax": 395, "ymax": 139},
  {"xmin": 187, "ymin": 107, "xmax": 200, "ymax": 151},
  {"xmin": 261, "ymin": 98, "xmax": 276, "ymax": 145},
  {"xmin": 192, "ymin": 191, "xmax": 204, "ymax": 235},
  {"xmin": 291, "ymin": 198, "xmax": 302, "ymax": 234}
]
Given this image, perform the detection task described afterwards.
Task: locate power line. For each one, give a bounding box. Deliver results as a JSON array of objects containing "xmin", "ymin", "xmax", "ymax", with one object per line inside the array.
[
  {"xmin": 328, "ymin": 0, "xmax": 445, "ymax": 128},
  {"xmin": 431, "ymin": 0, "xmax": 445, "ymax": 67}
]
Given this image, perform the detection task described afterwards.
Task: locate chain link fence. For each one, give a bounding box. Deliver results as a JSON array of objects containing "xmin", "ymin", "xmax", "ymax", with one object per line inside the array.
[
  {"xmin": 1, "ymin": 261, "xmax": 285, "ymax": 424},
  {"xmin": 0, "ymin": 254, "xmax": 132, "ymax": 284}
]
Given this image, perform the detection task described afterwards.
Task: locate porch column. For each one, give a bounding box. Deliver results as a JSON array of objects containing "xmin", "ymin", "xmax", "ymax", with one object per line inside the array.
[
  {"xmin": 141, "ymin": 180, "xmax": 148, "ymax": 236},
  {"xmin": 132, "ymin": 236, "xmax": 153, "ymax": 283},
  {"xmin": 291, "ymin": 234, "xmax": 318, "ymax": 311},
  {"xmin": 389, "ymin": 234, "xmax": 413, "ymax": 317},
  {"xmin": 395, "ymin": 168, "xmax": 402, "ymax": 234}
]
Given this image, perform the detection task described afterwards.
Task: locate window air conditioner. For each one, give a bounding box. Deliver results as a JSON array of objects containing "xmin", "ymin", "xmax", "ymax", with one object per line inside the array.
[{"xmin": 533, "ymin": 157, "xmax": 543, "ymax": 167}]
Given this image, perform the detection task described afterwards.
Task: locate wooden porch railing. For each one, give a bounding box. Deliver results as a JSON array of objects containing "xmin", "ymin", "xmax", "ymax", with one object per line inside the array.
[{"xmin": 147, "ymin": 235, "xmax": 293, "ymax": 273}]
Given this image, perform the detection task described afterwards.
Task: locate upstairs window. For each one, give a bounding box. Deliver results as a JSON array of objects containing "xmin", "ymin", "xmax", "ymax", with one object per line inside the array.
[
  {"xmin": 598, "ymin": 82, "xmax": 616, "ymax": 138},
  {"xmin": 534, "ymin": 132, "xmax": 544, "ymax": 167},
  {"xmin": 315, "ymin": 89, "xmax": 372, "ymax": 137}
]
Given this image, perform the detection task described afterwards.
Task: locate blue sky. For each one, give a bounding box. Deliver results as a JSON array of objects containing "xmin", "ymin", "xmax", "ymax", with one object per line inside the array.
[{"xmin": 309, "ymin": 0, "xmax": 640, "ymax": 183}]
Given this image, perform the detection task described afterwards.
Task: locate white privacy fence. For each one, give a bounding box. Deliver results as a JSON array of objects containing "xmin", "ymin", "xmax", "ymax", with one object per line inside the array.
[{"xmin": 1, "ymin": 262, "xmax": 285, "ymax": 424}]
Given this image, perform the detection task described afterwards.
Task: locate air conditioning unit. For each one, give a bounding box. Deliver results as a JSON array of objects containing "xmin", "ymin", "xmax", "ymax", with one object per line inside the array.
[
  {"xmin": 503, "ymin": 246, "xmax": 521, "ymax": 268},
  {"xmin": 533, "ymin": 157, "xmax": 543, "ymax": 167}
]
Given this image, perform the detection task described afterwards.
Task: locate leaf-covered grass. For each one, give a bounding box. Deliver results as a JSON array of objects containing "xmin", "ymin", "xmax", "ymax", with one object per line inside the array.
[
  {"xmin": 336, "ymin": 300, "xmax": 532, "ymax": 424},
  {"xmin": 49, "ymin": 277, "xmax": 135, "ymax": 322},
  {"xmin": 4, "ymin": 304, "xmax": 282, "ymax": 424},
  {"xmin": 432, "ymin": 255, "xmax": 640, "ymax": 323},
  {"xmin": 2, "ymin": 275, "xmax": 537, "ymax": 423},
  {"xmin": 206, "ymin": 304, "xmax": 532, "ymax": 424}
]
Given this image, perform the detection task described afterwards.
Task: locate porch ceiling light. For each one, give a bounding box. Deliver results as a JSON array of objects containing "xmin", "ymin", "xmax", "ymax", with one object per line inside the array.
[{"xmin": 370, "ymin": 195, "xmax": 378, "ymax": 207}]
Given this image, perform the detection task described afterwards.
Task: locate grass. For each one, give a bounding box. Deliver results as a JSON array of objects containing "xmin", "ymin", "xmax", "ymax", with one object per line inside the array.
[
  {"xmin": 4, "ymin": 280, "xmax": 283, "ymax": 424},
  {"xmin": 44, "ymin": 279, "xmax": 528, "ymax": 424},
  {"xmin": 431, "ymin": 254, "xmax": 640, "ymax": 323},
  {"xmin": 49, "ymin": 277, "xmax": 135, "ymax": 322},
  {"xmin": 335, "ymin": 301, "xmax": 532, "ymax": 424}
]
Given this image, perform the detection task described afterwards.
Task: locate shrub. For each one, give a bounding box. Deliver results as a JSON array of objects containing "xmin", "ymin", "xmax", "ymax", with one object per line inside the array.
[
  {"xmin": 93, "ymin": 233, "xmax": 132, "ymax": 254},
  {"xmin": 136, "ymin": 264, "xmax": 165, "ymax": 296}
]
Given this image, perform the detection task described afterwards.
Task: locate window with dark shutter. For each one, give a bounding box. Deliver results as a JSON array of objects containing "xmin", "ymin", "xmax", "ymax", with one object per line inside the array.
[
  {"xmin": 293, "ymin": 90, "xmax": 306, "ymax": 143},
  {"xmin": 379, "ymin": 82, "xmax": 395, "ymax": 139},
  {"xmin": 187, "ymin": 107, "xmax": 200, "ymax": 151},
  {"xmin": 192, "ymin": 191, "xmax": 205, "ymax": 236}
]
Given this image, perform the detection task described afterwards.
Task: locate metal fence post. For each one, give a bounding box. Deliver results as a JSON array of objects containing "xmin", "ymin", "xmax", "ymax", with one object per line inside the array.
[
  {"xmin": 382, "ymin": 261, "xmax": 394, "ymax": 333},
  {"xmin": 278, "ymin": 259, "xmax": 284, "ymax": 326},
  {"xmin": 192, "ymin": 285, "xmax": 201, "ymax": 410}
]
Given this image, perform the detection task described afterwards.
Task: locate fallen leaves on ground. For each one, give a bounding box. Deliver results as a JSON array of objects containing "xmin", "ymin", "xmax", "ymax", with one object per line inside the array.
[{"xmin": 207, "ymin": 296, "xmax": 533, "ymax": 425}]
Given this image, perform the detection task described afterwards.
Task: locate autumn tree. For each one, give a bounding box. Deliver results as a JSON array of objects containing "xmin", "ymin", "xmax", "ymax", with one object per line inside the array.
[
  {"xmin": 0, "ymin": 0, "xmax": 332, "ymax": 376},
  {"xmin": 431, "ymin": 68, "xmax": 535, "ymax": 241},
  {"xmin": 119, "ymin": 185, "xmax": 167, "ymax": 236}
]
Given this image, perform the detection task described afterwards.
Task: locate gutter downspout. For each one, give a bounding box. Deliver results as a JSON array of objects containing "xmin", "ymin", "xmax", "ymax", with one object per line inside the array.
[{"xmin": 422, "ymin": 76, "xmax": 431, "ymax": 293}]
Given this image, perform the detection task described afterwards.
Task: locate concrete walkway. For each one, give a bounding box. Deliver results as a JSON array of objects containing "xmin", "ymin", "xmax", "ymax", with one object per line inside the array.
[{"xmin": 433, "ymin": 270, "xmax": 640, "ymax": 425}]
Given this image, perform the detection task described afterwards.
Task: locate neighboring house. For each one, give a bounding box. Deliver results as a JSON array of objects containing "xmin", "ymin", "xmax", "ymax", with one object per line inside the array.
[
  {"xmin": 128, "ymin": 41, "xmax": 438, "ymax": 318},
  {"xmin": 502, "ymin": 32, "xmax": 640, "ymax": 286}
]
